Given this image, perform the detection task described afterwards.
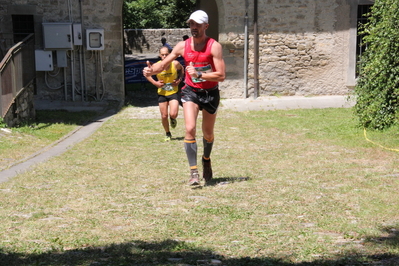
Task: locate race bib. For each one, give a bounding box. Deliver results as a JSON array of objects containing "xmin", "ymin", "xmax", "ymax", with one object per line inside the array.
[{"xmin": 192, "ymin": 64, "xmax": 212, "ymax": 83}]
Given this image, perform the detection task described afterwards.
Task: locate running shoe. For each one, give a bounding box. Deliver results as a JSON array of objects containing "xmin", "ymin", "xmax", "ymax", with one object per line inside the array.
[
  {"xmin": 164, "ymin": 132, "xmax": 172, "ymax": 142},
  {"xmin": 202, "ymin": 158, "xmax": 213, "ymax": 182},
  {"xmin": 188, "ymin": 169, "xmax": 200, "ymax": 186},
  {"xmin": 170, "ymin": 118, "xmax": 177, "ymax": 129}
]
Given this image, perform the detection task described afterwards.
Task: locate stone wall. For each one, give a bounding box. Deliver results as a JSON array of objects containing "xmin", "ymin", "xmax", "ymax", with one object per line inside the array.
[
  {"xmin": 0, "ymin": 0, "xmax": 359, "ymax": 103},
  {"xmin": 124, "ymin": 29, "xmax": 191, "ymax": 55},
  {"xmin": 3, "ymin": 84, "xmax": 36, "ymax": 127},
  {"xmin": 0, "ymin": 0, "xmax": 125, "ymax": 103},
  {"xmin": 218, "ymin": 0, "xmax": 353, "ymax": 98}
]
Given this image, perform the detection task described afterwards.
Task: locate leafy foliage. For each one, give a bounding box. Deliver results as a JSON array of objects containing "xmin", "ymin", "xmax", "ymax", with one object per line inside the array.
[
  {"xmin": 0, "ymin": 118, "xmax": 6, "ymax": 128},
  {"xmin": 354, "ymin": 0, "xmax": 399, "ymax": 129},
  {"xmin": 123, "ymin": 0, "xmax": 196, "ymax": 29}
]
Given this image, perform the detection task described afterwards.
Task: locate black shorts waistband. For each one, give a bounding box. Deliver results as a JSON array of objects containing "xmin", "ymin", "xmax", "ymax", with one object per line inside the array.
[{"xmin": 184, "ymin": 85, "xmax": 219, "ymax": 93}]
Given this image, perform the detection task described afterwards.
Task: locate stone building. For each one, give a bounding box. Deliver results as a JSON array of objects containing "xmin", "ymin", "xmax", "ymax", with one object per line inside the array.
[
  {"xmin": 0, "ymin": 0, "xmax": 125, "ymax": 106},
  {"xmin": 209, "ymin": 0, "xmax": 374, "ymax": 98},
  {"xmin": 0, "ymin": 0, "xmax": 374, "ymax": 109}
]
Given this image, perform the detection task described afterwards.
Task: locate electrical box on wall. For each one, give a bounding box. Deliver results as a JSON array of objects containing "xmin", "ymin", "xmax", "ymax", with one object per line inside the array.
[
  {"xmin": 56, "ymin": 50, "xmax": 68, "ymax": 67},
  {"xmin": 35, "ymin": 50, "xmax": 53, "ymax": 71},
  {"xmin": 86, "ymin": 29, "xmax": 104, "ymax": 50},
  {"xmin": 42, "ymin": 23, "xmax": 73, "ymax": 50},
  {"xmin": 73, "ymin": 23, "xmax": 83, "ymax": 46}
]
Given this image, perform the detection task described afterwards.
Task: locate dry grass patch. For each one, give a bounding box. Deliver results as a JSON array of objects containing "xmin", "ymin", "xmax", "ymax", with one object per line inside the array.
[
  {"xmin": 0, "ymin": 110, "xmax": 98, "ymax": 171},
  {"xmin": 0, "ymin": 107, "xmax": 399, "ymax": 265}
]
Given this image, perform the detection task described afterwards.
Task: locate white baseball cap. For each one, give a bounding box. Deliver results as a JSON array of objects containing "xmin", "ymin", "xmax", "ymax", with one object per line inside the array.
[{"xmin": 187, "ymin": 10, "xmax": 209, "ymax": 24}]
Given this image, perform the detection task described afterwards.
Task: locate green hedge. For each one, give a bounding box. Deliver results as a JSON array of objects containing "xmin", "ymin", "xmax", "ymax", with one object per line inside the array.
[{"xmin": 354, "ymin": 0, "xmax": 399, "ymax": 130}]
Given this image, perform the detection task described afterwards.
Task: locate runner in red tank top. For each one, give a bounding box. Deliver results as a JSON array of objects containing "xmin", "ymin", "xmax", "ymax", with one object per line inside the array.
[
  {"xmin": 183, "ymin": 37, "xmax": 218, "ymax": 90},
  {"xmin": 143, "ymin": 10, "xmax": 226, "ymax": 187}
]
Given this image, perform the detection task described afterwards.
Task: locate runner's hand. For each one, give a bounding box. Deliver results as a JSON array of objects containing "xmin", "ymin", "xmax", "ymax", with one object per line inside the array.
[
  {"xmin": 171, "ymin": 78, "xmax": 181, "ymax": 86},
  {"xmin": 156, "ymin": 80, "xmax": 165, "ymax": 88},
  {"xmin": 143, "ymin": 61, "xmax": 153, "ymax": 77},
  {"xmin": 186, "ymin": 62, "xmax": 197, "ymax": 78}
]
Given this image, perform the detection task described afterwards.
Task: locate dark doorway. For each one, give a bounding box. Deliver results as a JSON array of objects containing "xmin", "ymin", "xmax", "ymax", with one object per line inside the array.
[
  {"xmin": 12, "ymin": 14, "xmax": 35, "ymax": 43},
  {"xmin": 356, "ymin": 4, "xmax": 372, "ymax": 77},
  {"xmin": 198, "ymin": 0, "xmax": 219, "ymax": 41}
]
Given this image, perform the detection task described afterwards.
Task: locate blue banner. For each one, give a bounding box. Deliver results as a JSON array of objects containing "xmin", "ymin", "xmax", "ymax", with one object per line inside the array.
[
  {"xmin": 124, "ymin": 57, "xmax": 185, "ymax": 84},
  {"xmin": 124, "ymin": 58, "xmax": 157, "ymax": 84}
]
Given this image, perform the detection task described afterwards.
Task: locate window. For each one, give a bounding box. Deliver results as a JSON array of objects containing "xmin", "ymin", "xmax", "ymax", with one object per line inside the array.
[
  {"xmin": 356, "ymin": 5, "xmax": 372, "ymax": 76},
  {"xmin": 12, "ymin": 15, "xmax": 34, "ymax": 43}
]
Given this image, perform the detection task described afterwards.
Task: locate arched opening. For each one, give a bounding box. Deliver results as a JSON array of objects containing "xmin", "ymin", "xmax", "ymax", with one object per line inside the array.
[
  {"xmin": 197, "ymin": 0, "xmax": 219, "ymax": 41},
  {"xmin": 121, "ymin": 0, "xmax": 223, "ymax": 104},
  {"xmin": 122, "ymin": 0, "xmax": 221, "ymax": 53}
]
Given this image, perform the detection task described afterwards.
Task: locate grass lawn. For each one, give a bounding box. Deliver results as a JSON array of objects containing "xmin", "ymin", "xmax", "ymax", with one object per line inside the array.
[
  {"xmin": 0, "ymin": 106, "xmax": 398, "ymax": 265},
  {"xmin": 0, "ymin": 110, "xmax": 99, "ymax": 171}
]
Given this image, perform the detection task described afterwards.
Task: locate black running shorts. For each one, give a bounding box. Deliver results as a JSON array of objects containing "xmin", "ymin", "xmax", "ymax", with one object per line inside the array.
[
  {"xmin": 181, "ymin": 85, "xmax": 220, "ymax": 114},
  {"xmin": 158, "ymin": 92, "xmax": 180, "ymax": 103}
]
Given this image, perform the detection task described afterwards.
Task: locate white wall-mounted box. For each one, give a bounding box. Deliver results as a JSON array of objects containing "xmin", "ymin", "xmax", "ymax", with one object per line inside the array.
[
  {"xmin": 35, "ymin": 50, "xmax": 53, "ymax": 71},
  {"xmin": 42, "ymin": 23, "xmax": 73, "ymax": 50},
  {"xmin": 86, "ymin": 29, "xmax": 104, "ymax": 50},
  {"xmin": 73, "ymin": 23, "xmax": 83, "ymax": 46},
  {"xmin": 56, "ymin": 50, "xmax": 67, "ymax": 67}
]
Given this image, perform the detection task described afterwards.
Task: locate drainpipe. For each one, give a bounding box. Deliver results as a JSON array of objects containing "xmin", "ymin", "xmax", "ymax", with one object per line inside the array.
[
  {"xmin": 80, "ymin": 0, "xmax": 87, "ymax": 101},
  {"xmin": 244, "ymin": 12, "xmax": 248, "ymax": 98},
  {"xmin": 64, "ymin": 68, "xmax": 68, "ymax": 100},
  {"xmin": 253, "ymin": 0, "xmax": 259, "ymax": 99},
  {"xmin": 71, "ymin": 50, "xmax": 75, "ymax": 101}
]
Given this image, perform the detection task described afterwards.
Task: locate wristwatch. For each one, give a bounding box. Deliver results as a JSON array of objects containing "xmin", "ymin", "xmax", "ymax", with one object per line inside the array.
[{"xmin": 197, "ymin": 71, "xmax": 202, "ymax": 79}]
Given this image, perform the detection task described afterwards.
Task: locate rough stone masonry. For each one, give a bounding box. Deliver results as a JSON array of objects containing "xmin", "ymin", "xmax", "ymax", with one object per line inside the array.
[{"xmin": 0, "ymin": 0, "xmax": 357, "ymax": 103}]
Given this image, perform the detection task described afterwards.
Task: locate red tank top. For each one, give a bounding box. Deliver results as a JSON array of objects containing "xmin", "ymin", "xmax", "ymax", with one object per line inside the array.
[{"xmin": 184, "ymin": 37, "xmax": 218, "ymax": 89}]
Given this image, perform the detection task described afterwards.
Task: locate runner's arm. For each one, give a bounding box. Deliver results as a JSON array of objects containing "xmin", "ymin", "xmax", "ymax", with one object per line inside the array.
[
  {"xmin": 192, "ymin": 41, "xmax": 225, "ymax": 82},
  {"xmin": 173, "ymin": 60, "xmax": 184, "ymax": 86},
  {"xmin": 144, "ymin": 41, "xmax": 185, "ymax": 76},
  {"xmin": 175, "ymin": 60, "xmax": 185, "ymax": 83},
  {"xmin": 145, "ymin": 75, "xmax": 164, "ymax": 88}
]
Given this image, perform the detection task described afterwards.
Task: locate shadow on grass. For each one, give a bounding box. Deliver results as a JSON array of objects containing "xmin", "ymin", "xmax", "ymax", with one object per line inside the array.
[
  {"xmin": 366, "ymin": 226, "xmax": 399, "ymax": 247},
  {"xmin": 1, "ymin": 232, "xmax": 399, "ymax": 266},
  {"xmin": 125, "ymin": 83, "xmax": 159, "ymax": 108},
  {"xmin": 35, "ymin": 110, "xmax": 101, "ymax": 125},
  {"xmin": 171, "ymin": 136, "xmax": 185, "ymax": 141},
  {"xmin": 7, "ymin": 109, "xmax": 104, "ymax": 135},
  {"xmin": 15, "ymin": 110, "xmax": 102, "ymax": 132},
  {"xmin": 205, "ymin": 176, "xmax": 251, "ymax": 187}
]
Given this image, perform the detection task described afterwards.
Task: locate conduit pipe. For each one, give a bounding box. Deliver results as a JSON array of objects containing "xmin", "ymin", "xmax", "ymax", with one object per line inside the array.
[
  {"xmin": 68, "ymin": 0, "xmax": 75, "ymax": 101},
  {"xmin": 79, "ymin": 46, "xmax": 85, "ymax": 101},
  {"xmin": 71, "ymin": 50, "xmax": 75, "ymax": 101},
  {"xmin": 64, "ymin": 68, "xmax": 68, "ymax": 100},
  {"xmin": 253, "ymin": 0, "xmax": 259, "ymax": 99},
  {"xmin": 79, "ymin": 0, "xmax": 87, "ymax": 101},
  {"xmin": 244, "ymin": 12, "xmax": 249, "ymax": 98}
]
